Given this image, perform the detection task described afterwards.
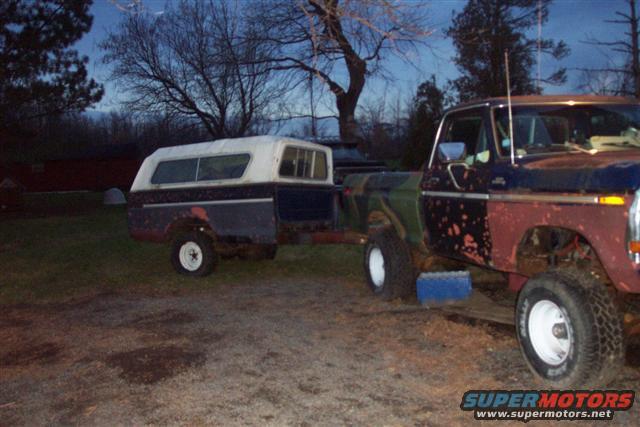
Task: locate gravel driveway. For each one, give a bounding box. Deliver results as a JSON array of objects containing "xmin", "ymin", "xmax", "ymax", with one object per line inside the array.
[{"xmin": 1, "ymin": 277, "xmax": 639, "ymax": 426}]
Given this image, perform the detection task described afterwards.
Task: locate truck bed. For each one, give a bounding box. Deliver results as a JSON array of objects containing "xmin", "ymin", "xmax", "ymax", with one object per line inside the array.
[{"xmin": 342, "ymin": 171, "xmax": 424, "ymax": 247}]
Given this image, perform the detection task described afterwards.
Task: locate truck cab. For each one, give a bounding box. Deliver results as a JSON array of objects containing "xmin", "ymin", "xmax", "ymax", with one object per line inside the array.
[
  {"xmin": 422, "ymin": 96, "xmax": 640, "ymax": 286},
  {"xmin": 343, "ymin": 95, "xmax": 640, "ymax": 387}
]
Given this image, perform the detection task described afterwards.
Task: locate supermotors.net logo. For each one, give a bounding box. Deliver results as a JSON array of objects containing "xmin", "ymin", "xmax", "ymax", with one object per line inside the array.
[{"xmin": 460, "ymin": 390, "xmax": 635, "ymax": 422}]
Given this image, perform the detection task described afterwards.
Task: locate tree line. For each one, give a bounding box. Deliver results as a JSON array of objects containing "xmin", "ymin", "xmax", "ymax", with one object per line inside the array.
[{"xmin": 1, "ymin": 0, "xmax": 638, "ymax": 170}]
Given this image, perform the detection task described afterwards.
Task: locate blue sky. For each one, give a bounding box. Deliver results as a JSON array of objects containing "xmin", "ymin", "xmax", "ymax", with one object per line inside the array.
[{"xmin": 76, "ymin": 0, "xmax": 630, "ymax": 115}]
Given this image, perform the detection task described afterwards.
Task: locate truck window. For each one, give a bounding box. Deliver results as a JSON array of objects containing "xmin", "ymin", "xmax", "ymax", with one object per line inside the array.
[
  {"xmin": 151, "ymin": 158, "xmax": 198, "ymax": 184},
  {"xmin": 296, "ymin": 149, "xmax": 312, "ymax": 177},
  {"xmin": 197, "ymin": 154, "xmax": 250, "ymax": 181},
  {"xmin": 279, "ymin": 147, "xmax": 327, "ymax": 180},
  {"xmin": 313, "ymin": 151, "xmax": 327, "ymax": 180},
  {"xmin": 441, "ymin": 110, "xmax": 491, "ymax": 165},
  {"xmin": 493, "ymin": 104, "xmax": 640, "ymax": 155}
]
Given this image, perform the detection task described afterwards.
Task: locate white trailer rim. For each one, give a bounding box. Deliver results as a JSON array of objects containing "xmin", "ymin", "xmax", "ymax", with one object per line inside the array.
[
  {"xmin": 368, "ymin": 247, "xmax": 385, "ymax": 288},
  {"xmin": 179, "ymin": 241, "xmax": 203, "ymax": 271},
  {"xmin": 528, "ymin": 299, "xmax": 572, "ymax": 365}
]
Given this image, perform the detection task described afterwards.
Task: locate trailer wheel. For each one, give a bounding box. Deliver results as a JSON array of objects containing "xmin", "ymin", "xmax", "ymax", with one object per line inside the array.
[
  {"xmin": 516, "ymin": 269, "xmax": 624, "ymax": 387},
  {"xmin": 171, "ymin": 231, "xmax": 217, "ymax": 277},
  {"xmin": 364, "ymin": 229, "xmax": 414, "ymax": 300}
]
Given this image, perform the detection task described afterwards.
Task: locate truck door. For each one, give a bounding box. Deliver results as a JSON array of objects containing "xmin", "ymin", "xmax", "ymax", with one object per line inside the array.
[{"xmin": 421, "ymin": 107, "xmax": 494, "ymax": 266}]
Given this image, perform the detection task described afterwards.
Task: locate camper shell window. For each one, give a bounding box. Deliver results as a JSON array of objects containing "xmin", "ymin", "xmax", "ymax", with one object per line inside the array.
[
  {"xmin": 279, "ymin": 146, "xmax": 327, "ymax": 180},
  {"xmin": 151, "ymin": 158, "xmax": 198, "ymax": 185},
  {"xmin": 151, "ymin": 154, "xmax": 251, "ymax": 185},
  {"xmin": 196, "ymin": 154, "xmax": 250, "ymax": 181}
]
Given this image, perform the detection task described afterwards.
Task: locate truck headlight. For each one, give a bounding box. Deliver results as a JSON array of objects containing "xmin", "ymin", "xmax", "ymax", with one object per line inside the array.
[{"xmin": 629, "ymin": 189, "xmax": 640, "ymax": 263}]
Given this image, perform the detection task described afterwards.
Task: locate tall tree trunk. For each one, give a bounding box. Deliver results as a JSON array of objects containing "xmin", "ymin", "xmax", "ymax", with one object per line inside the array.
[
  {"xmin": 322, "ymin": 0, "xmax": 366, "ymax": 143},
  {"xmin": 337, "ymin": 93, "xmax": 360, "ymax": 143},
  {"xmin": 336, "ymin": 54, "xmax": 366, "ymax": 143}
]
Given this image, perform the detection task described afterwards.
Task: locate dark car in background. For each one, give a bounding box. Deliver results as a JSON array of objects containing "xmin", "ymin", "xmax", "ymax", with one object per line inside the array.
[{"xmin": 315, "ymin": 138, "xmax": 387, "ymax": 184}]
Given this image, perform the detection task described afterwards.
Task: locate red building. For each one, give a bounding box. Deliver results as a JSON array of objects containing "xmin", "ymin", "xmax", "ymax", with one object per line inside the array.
[{"xmin": 2, "ymin": 143, "xmax": 141, "ymax": 193}]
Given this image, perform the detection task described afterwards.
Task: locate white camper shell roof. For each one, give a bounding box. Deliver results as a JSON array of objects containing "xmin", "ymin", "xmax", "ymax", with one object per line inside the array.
[{"xmin": 131, "ymin": 135, "xmax": 333, "ymax": 192}]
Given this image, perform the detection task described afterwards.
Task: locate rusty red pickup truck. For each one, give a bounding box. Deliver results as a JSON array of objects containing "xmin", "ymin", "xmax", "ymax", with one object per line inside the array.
[{"xmin": 343, "ymin": 95, "xmax": 640, "ymax": 387}]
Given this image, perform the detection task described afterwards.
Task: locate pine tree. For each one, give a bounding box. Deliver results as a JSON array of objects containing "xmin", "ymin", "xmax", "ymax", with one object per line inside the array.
[
  {"xmin": 446, "ymin": 0, "xmax": 568, "ymax": 101},
  {"xmin": 402, "ymin": 76, "xmax": 448, "ymax": 170},
  {"xmin": 0, "ymin": 0, "xmax": 103, "ymax": 138}
]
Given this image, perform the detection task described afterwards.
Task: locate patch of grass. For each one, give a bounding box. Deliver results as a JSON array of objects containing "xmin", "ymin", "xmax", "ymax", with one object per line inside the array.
[
  {"xmin": 0, "ymin": 203, "xmax": 364, "ymax": 304},
  {"xmin": 23, "ymin": 191, "xmax": 103, "ymax": 209}
]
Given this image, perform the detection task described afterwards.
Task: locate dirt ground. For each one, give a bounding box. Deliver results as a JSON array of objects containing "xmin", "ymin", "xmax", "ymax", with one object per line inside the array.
[{"xmin": 1, "ymin": 277, "xmax": 639, "ymax": 426}]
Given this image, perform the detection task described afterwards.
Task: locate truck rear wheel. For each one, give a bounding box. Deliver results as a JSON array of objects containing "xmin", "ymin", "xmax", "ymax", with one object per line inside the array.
[
  {"xmin": 171, "ymin": 231, "xmax": 217, "ymax": 277},
  {"xmin": 364, "ymin": 229, "xmax": 415, "ymax": 300},
  {"xmin": 515, "ymin": 269, "xmax": 624, "ymax": 387}
]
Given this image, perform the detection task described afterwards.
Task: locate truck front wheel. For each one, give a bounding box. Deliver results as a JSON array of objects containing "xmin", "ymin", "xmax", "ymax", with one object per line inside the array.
[
  {"xmin": 171, "ymin": 231, "xmax": 217, "ymax": 277},
  {"xmin": 516, "ymin": 269, "xmax": 624, "ymax": 387},
  {"xmin": 364, "ymin": 229, "xmax": 414, "ymax": 300}
]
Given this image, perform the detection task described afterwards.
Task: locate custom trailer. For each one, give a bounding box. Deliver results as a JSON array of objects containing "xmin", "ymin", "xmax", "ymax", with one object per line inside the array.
[{"xmin": 128, "ymin": 135, "xmax": 363, "ymax": 276}]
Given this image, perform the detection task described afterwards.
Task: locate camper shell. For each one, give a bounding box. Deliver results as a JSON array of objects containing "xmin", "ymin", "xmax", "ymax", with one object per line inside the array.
[{"xmin": 128, "ymin": 136, "xmax": 336, "ymax": 273}]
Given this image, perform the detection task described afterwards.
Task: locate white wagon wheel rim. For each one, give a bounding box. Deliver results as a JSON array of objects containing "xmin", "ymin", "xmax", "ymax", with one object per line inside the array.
[
  {"xmin": 179, "ymin": 241, "xmax": 203, "ymax": 271},
  {"xmin": 528, "ymin": 299, "xmax": 572, "ymax": 365},
  {"xmin": 368, "ymin": 246, "xmax": 385, "ymax": 288}
]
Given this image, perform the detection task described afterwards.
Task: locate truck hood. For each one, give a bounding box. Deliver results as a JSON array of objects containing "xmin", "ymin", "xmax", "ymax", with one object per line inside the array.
[{"xmin": 496, "ymin": 150, "xmax": 640, "ymax": 193}]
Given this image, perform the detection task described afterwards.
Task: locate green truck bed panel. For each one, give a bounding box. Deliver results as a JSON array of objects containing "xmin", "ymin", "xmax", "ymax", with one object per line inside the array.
[{"xmin": 343, "ymin": 172, "xmax": 424, "ymax": 247}]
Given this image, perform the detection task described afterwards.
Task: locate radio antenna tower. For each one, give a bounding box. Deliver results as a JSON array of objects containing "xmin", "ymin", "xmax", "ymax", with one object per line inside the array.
[{"xmin": 537, "ymin": 0, "xmax": 542, "ymax": 92}]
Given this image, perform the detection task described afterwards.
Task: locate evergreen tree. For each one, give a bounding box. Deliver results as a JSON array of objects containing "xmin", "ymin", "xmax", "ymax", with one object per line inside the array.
[
  {"xmin": 402, "ymin": 76, "xmax": 448, "ymax": 170},
  {"xmin": 0, "ymin": 0, "xmax": 103, "ymax": 138},
  {"xmin": 446, "ymin": 0, "xmax": 568, "ymax": 101}
]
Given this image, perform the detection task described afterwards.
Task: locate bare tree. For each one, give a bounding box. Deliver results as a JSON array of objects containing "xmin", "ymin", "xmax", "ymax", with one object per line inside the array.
[
  {"xmin": 101, "ymin": 0, "xmax": 285, "ymax": 139},
  {"xmin": 581, "ymin": 0, "xmax": 639, "ymax": 97},
  {"xmin": 248, "ymin": 0, "xmax": 431, "ymax": 142},
  {"xmin": 576, "ymin": 66, "xmax": 630, "ymax": 96}
]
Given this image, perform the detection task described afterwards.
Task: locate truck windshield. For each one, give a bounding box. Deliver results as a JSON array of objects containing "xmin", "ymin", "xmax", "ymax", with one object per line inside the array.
[
  {"xmin": 331, "ymin": 146, "xmax": 367, "ymax": 162},
  {"xmin": 493, "ymin": 104, "xmax": 640, "ymax": 156}
]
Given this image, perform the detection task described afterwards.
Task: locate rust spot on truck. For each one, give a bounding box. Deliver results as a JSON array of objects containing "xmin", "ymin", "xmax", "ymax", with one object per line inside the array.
[
  {"xmin": 462, "ymin": 234, "xmax": 484, "ymax": 264},
  {"xmin": 452, "ymin": 224, "xmax": 461, "ymax": 236},
  {"xmin": 190, "ymin": 207, "xmax": 209, "ymax": 222}
]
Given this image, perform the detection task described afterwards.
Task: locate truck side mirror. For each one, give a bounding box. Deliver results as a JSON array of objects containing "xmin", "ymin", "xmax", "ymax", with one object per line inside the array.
[{"xmin": 437, "ymin": 142, "xmax": 467, "ymax": 163}]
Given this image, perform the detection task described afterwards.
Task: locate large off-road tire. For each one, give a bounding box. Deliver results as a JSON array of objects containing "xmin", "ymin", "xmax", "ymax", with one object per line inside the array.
[
  {"xmin": 171, "ymin": 231, "xmax": 217, "ymax": 277},
  {"xmin": 515, "ymin": 268, "xmax": 624, "ymax": 387},
  {"xmin": 364, "ymin": 228, "xmax": 415, "ymax": 301}
]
